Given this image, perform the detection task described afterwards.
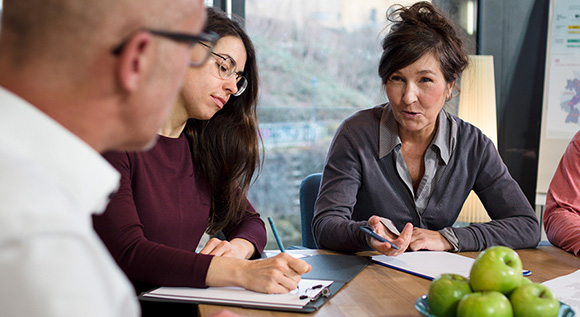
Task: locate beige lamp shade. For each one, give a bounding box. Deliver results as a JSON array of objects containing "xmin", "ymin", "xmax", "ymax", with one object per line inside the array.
[{"xmin": 456, "ymin": 55, "xmax": 497, "ymax": 223}]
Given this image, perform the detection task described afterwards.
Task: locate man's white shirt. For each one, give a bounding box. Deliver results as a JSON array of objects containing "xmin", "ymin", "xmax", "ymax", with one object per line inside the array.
[{"xmin": 0, "ymin": 86, "xmax": 139, "ymax": 316}]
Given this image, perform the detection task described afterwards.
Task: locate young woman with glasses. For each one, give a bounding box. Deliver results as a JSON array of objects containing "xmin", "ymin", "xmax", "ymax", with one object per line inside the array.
[{"xmin": 93, "ymin": 7, "xmax": 310, "ymax": 298}]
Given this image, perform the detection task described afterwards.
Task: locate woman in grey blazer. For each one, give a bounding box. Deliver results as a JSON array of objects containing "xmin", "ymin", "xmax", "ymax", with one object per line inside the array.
[{"xmin": 313, "ymin": 2, "xmax": 540, "ymax": 255}]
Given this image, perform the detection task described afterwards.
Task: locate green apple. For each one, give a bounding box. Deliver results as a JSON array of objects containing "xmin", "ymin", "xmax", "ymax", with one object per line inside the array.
[
  {"xmin": 470, "ymin": 246, "xmax": 522, "ymax": 295},
  {"xmin": 428, "ymin": 274, "xmax": 472, "ymax": 317},
  {"xmin": 457, "ymin": 291, "xmax": 513, "ymax": 317},
  {"xmin": 509, "ymin": 283, "xmax": 560, "ymax": 317},
  {"xmin": 508, "ymin": 276, "xmax": 533, "ymax": 297},
  {"xmin": 520, "ymin": 277, "xmax": 532, "ymax": 286}
]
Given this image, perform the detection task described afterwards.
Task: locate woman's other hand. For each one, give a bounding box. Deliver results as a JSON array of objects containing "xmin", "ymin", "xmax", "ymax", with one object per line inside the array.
[
  {"xmin": 409, "ymin": 228, "xmax": 453, "ymax": 251},
  {"xmin": 367, "ymin": 215, "xmax": 413, "ymax": 256},
  {"xmin": 200, "ymin": 237, "xmax": 255, "ymax": 259}
]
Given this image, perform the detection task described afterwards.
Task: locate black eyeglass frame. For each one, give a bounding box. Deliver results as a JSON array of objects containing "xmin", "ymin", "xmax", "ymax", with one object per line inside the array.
[{"xmin": 112, "ymin": 29, "xmax": 219, "ymax": 67}]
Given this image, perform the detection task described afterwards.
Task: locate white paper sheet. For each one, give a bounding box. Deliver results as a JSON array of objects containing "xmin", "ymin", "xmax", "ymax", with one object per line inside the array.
[
  {"xmin": 263, "ymin": 250, "xmax": 312, "ymax": 258},
  {"xmin": 372, "ymin": 251, "xmax": 475, "ymax": 279},
  {"xmin": 542, "ymin": 269, "xmax": 580, "ymax": 312}
]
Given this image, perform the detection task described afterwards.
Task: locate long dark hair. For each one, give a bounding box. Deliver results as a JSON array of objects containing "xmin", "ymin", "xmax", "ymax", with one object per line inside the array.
[
  {"xmin": 378, "ymin": 2, "xmax": 468, "ymax": 86},
  {"xmin": 184, "ymin": 7, "xmax": 261, "ymax": 234}
]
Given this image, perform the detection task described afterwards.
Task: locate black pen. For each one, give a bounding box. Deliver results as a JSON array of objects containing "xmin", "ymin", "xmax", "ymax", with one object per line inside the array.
[{"xmin": 360, "ymin": 225, "xmax": 399, "ymax": 250}]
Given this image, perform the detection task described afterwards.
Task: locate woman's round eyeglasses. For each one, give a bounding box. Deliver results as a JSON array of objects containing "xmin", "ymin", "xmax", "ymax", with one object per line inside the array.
[{"xmin": 198, "ymin": 42, "xmax": 248, "ymax": 97}]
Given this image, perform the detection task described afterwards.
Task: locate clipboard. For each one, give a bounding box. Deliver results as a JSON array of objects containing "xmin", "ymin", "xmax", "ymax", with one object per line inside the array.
[
  {"xmin": 140, "ymin": 278, "xmax": 333, "ymax": 312},
  {"xmin": 138, "ymin": 253, "xmax": 370, "ymax": 313}
]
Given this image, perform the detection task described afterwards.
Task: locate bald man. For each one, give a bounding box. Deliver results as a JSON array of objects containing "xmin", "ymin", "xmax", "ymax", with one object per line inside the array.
[{"xmin": 0, "ymin": 0, "xmax": 208, "ymax": 316}]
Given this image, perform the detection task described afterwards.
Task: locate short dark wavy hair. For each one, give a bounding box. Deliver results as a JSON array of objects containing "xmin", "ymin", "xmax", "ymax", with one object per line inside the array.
[{"xmin": 378, "ymin": 1, "xmax": 468, "ymax": 85}]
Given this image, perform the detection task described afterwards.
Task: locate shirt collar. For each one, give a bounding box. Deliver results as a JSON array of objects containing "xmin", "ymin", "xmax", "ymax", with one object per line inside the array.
[
  {"xmin": 379, "ymin": 105, "xmax": 402, "ymax": 158},
  {"xmin": 0, "ymin": 86, "xmax": 120, "ymax": 214},
  {"xmin": 379, "ymin": 103, "xmax": 457, "ymax": 163},
  {"xmin": 432, "ymin": 110, "xmax": 456, "ymax": 164}
]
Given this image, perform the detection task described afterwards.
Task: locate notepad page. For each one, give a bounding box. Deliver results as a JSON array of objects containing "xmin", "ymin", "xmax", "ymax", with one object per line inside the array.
[{"xmin": 372, "ymin": 251, "xmax": 475, "ymax": 279}]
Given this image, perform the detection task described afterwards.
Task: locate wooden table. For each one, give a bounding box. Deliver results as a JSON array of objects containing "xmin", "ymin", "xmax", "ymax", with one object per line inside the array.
[{"xmin": 198, "ymin": 246, "xmax": 580, "ymax": 316}]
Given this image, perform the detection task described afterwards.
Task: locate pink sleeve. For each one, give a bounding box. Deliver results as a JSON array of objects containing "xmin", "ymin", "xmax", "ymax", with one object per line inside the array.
[{"xmin": 544, "ymin": 131, "xmax": 580, "ymax": 256}]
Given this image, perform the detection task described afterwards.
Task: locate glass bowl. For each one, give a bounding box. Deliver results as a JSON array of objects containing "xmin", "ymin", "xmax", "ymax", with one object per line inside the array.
[{"xmin": 415, "ymin": 295, "xmax": 575, "ymax": 317}]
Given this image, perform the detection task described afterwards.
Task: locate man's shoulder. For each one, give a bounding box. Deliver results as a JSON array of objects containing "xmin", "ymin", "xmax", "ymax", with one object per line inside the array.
[
  {"xmin": 0, "ymin": 148, "xmax": 139, "ymax": 315},
  {"xmin": 0, "ymin": 150, "xmax": 74, "ymax": 233}
]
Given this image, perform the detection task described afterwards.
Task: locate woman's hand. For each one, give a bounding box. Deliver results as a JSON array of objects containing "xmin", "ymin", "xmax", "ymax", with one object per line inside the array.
[
  {"xmin": 200, "ymin": 238, "xmax": 255, "ymax": 259},
  {"xmin": 238, "ymin": 253, "xmax": 312, "ymax": 294},
  {"xmin": 206, "ymin": 253, "xmax": 312, "ymax": 294},
  {"xmin": 408, "ymin": 228, "xmax": 453, "ymax": 251},
  {"xmin": 367, "ymin": 215, "xmax": 413, "ymax": 256}
]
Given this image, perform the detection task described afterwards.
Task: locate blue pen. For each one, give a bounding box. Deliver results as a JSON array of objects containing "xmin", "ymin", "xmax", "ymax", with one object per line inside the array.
[
  {"xmin": 268, "ymin": 217, "xmax": 285, "ymax": 253},
  {"xmin": 360, "ymin": 225, "xmax": 399, "ymax": 250}
]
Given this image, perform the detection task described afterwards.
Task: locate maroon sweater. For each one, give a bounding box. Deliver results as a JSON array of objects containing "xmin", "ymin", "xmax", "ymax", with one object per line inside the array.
[{"xmin": 93, "ymin": 134, "xmax": 266, "ymax": 290}]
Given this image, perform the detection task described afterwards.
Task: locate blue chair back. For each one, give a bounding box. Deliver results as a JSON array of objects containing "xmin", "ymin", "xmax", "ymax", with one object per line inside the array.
[{"xmin": 299, "ymin": 173, "xmax": 322, "ymax": 249}]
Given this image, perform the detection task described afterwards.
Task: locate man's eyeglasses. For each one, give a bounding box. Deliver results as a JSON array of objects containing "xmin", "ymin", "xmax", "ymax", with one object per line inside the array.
[
  {"xmin": 112, "ymin": 29, "xmax": 220, "ymax": 68},
  {"xmin": 199, "ymin": 42, "xmax": 248, "ymax": 97}
]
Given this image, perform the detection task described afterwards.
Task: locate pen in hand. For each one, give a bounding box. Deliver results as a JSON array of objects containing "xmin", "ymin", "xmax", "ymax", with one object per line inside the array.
[
  {"xmin": 268, "ymin": 216, "xmax": 286, "ymax": 253},
  {"xmin": 360, "ymin": 225, "xmax": 399, "ymax": 250}
]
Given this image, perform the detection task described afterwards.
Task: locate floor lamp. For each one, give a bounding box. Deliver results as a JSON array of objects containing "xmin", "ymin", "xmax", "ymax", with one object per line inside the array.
[{"xmin": 456, "ymin": 55, "xmax": 497, "ymax": 223}]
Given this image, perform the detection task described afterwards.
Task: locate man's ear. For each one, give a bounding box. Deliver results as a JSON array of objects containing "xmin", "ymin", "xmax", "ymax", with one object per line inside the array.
[{"xmin": 116, "ymin": 31, "xmax": 155, "ymax": 92}]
